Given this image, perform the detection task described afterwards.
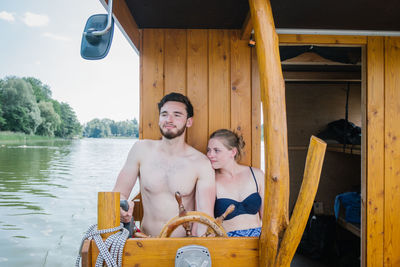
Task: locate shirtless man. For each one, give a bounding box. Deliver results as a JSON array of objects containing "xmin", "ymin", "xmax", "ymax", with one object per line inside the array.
[{"xmin": 113, "ymin": 92, "xmax": 215, "ymax": 237}]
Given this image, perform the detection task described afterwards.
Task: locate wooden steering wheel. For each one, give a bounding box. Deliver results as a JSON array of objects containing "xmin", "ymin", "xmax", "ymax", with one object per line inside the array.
[{"xmin": 158, "ymin": 211, "xmax": 227, "ymax": 237}]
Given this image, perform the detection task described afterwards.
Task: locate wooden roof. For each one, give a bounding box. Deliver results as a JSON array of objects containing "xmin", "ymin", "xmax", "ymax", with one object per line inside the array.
[{"xmin": 125, "ymin": 0, "xmax": 400, "ymax": 31}]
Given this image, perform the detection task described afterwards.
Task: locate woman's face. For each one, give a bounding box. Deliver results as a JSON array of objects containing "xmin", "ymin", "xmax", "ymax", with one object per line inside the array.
[{"xmin": 207, "ymin": 138, "xmax": 236, "ymax": 169}]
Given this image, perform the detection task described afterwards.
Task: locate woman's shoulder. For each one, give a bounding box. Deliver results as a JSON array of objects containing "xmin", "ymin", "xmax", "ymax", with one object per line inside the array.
[{"xmin": 249, "ymin": 166, "xmax": 264, "ymax": 176}]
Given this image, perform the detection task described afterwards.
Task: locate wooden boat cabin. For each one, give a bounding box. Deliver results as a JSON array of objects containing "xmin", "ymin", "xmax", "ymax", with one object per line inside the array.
[{"xmin": 79, "ymin": 0, "xmax": 400, "ymax": 266}]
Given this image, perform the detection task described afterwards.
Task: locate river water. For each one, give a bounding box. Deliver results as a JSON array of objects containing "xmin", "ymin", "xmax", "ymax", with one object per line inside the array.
[{"xmin": 0, "ymin": 138, "xmax": 138, "ymax": 266}]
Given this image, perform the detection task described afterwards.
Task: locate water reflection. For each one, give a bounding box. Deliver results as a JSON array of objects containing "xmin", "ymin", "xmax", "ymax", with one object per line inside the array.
[
  {"xmin": 0, "ymin": 138, "xmax": 137, "ymax": 266},
  {"xmin": 0, "ymin": 140, "xmax": 72, "ymax": 212}
]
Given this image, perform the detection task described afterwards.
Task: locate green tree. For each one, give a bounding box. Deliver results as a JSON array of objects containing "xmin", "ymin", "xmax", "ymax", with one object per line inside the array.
[
  {"xmin": 53, "ymin": 101, "xmax": 81, "ymax": 138},
  {"xmin": 23, "ymin": 77, "xmax": 52, "ymax": 103},
  {"xmin": 84, "ymin": 119, "xmax": 110, "ymax": 138},
  {"xmin": 36, "ymin": 101, "xmax": 61, "ymax": 136},
  {"xmin": 0, "ymin": 79, "xmax": 6, "ymax": 128},
  {"xmin": 132, "ymin": 118, "xmax": 139, "ymax": 137},
  {"xmin": 0, "ymin": 77, "xmax": 42, "ymax": 134}
]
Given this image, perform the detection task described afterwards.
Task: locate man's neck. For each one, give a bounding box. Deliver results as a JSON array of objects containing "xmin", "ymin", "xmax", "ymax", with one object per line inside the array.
[{"xmin": 160, "ymin": 135, "xmax": 187, "ymax": 155}]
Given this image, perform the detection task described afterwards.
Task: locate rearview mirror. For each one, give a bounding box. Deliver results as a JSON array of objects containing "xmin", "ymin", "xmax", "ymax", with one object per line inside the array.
[{"xmin": 80, "ymin": 14, "xmax": 114, "ymax": 60}]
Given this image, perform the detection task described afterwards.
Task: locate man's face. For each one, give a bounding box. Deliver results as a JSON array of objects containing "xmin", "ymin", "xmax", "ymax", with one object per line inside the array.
[{"xmin": 159, "ymin": 101, "xmax": 192, "ymax": 139}]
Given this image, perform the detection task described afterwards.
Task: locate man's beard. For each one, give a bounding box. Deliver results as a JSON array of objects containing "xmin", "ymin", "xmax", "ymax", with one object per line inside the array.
[{"xmin": 159, "ymin": 124, "xmax": 186, "ymax": 139}]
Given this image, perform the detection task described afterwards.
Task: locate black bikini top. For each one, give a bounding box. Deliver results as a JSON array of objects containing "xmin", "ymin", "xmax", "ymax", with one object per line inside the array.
[{"xmin": 214, "ymin": 167, "xmax": 262, "ymax": 221}]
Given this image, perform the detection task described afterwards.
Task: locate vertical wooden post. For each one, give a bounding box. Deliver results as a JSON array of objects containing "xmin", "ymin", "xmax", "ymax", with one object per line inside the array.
[
  {"xmin": 98, "ymin": 192, "xmax": 120, "ymax": 239},
  {"xmin": 248, "ymin": 0, "xmax": 290, "ymax": 266}
]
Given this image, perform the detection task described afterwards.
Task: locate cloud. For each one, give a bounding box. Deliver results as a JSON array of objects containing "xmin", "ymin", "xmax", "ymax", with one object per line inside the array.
[
  {"xmin": 22, "ymin": 12, "xmax": 49, "ymax": 27},
  {"xmin": 0, "ymin": 11, "xmax": 15, "ymax": 22},
  {"xmin": 42, "ymin": 32, "xmax": 71, "ymax": 42}
]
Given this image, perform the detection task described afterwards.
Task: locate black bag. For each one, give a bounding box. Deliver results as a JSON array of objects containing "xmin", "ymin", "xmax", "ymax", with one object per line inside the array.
[
  {"xmin": 297, "ymin": 213, "xmax": 337, "ymax": 263},
  {"xmin": 317, "ymin": 119, "xmax": 361, "ymax": 145}
]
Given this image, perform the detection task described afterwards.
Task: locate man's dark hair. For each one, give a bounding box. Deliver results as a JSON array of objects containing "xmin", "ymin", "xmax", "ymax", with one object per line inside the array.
[{"xmin": 157, "ymin": 92, "xmax": 194, "ymax": 118}]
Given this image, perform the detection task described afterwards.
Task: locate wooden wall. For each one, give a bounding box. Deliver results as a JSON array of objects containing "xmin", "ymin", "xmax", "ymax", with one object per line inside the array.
[
  {"xmin": 364, "ymin": 36, "xmax": 400, "ymax": 267},
  {"xmin": 140, "ymin": 29, "xmax": 261, "ymax": 167}
]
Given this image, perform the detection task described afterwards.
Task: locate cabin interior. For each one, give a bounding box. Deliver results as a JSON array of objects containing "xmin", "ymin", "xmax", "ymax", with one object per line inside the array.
[{"xmin": 283, "ymin": 45, "xmax": 362, "ymax": 266}]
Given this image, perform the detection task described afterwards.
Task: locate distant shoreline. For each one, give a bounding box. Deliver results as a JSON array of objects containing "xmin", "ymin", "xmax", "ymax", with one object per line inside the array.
[
  {"xmin": 0, "ymin": 131, "xmax": 138, "ymax": 144},
  {"xmin": 0, "ymin": 131, "xmax": 68, "ymax": 144}
]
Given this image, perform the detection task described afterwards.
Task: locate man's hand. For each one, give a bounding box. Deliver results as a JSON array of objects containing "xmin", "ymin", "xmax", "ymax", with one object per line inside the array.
[{"xmin": 120, "ymin": 200, "xmax": 135, "ymax": 223}]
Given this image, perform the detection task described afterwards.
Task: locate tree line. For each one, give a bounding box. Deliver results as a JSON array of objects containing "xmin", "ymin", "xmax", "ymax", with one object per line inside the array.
[
  {"xmin": 0, "ymin": 76, "xmax": 81, "ymax": 138},
  {"xmin": 83, "ymin": 118, "xmax": 139, "ymax": 138},
  {"xmin": 0, "ymin": 76, "xmax": 139, "ymax": 139}
]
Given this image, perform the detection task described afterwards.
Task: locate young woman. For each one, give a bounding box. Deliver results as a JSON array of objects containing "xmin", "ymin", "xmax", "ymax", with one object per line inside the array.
[{"xmin": 207, "ymin": 129, "xmax": 265, "ymax": 237}]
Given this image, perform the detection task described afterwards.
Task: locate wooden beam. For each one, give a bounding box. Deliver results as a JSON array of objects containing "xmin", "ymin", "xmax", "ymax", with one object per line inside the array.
[
  {"xmin": 248, "ymin": 0, "xmax": 290, "ymax": 266},
  {"xmin": 283, "ymin": 71, "xmax": 361, "ymax": 82},
  {"xmin": 241, "ymin": 12, "xmax": 253, "ymax": 41},
  {"xmin": 384, "ymin": 36, "xmax": 400, "ymax": 267},
  {"xmin": 89, "ymin": 238, "xmax": 259, "ymax": 266},
  {"xmin": 364, "ymin": 36, "xmax": 385, "ymax": 267},
  {"xmin": 103, "ymin": 0, "xmax": 141, "ymax": 53},
  {"xmin": 98, "ymin": 192, "xmax": 120, "ymax": 238},
  {"xmin": 278, "ymin": 34, "xmax": 367, "ymax": 45},
  {"xmin": 81, "ymin": 240, "xmax": 92, "ymax": 267}
]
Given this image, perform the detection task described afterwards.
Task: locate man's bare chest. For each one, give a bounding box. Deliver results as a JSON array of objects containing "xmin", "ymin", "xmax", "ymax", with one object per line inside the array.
[{"xmin": 139, "ymin": 156, "xmax": 198, "ymax": 195}]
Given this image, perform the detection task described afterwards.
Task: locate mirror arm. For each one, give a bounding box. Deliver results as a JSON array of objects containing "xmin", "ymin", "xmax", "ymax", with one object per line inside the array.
[{"xmin": 85, "ymin": 0, "xmax": 113, "ymax": 37}]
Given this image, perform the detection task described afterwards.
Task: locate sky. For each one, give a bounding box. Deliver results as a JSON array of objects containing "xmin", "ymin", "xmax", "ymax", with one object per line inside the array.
[{"xmin": 0, "ymin": 0, "xmax": 139, "ymax": 124}]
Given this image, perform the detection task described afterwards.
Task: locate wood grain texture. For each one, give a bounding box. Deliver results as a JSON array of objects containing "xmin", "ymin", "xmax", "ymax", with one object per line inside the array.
[
  {"xmin": 249, "ymin": 0, "xmax": 290, "ymax": 266},
  {"xmin": 90, "ymin": 238, "xmax": 259, "ymax": 267},
  {"xmin": 384, "ymin": 36, "xmax": 400, "ymax": 267},
  {"xmin": 141, "ymin": 29, "xmax": 164, "ymax": 140},
  {"xmin": 81, "ymin": 240, "xmax": 92, "ymax": 267},
  {"xmin": 164, "ymin": 29, "xmax": 187, "ymax": 95},
  {"xmin": 230, "ymin": 30, "xmax": 252, "ymax": 165},
  {"xmin": 187, "ymin": 29, "xmax": 209, "ymax": 153},
  {"xmin": 104, "ymin": 0, "xmax": 140, "ymax": 52},
  {"xmin": 251, "ymin": 48, "xmax": 261, "ymax": 168},
  {"xmin": 278, "ymin": 34, "xmax": 367, "ymax": 45},
  {"xmin": 208, "ymin": 30, "xmax": 231, "ymax": 135},
  {"xmin": 365, "ymin": 36, "xmax": 385, "ymax": 267},
  {"xmin": 98, "ymin": 192, "xmax": 120, "ymax": 238}
]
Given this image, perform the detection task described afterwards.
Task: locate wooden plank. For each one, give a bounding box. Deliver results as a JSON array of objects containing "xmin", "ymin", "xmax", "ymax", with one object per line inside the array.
[
  {"xmin": 164, "ymin": 29, "xmax": 187, "ymax": 95},
  {"xmin": 251, "ymin": 48, "xmax": 261, "ymax": 168},
  {"xmin": 326, "ymin": 144, "xmax": 361, "ymax": 155},
  {"xmin": 208, "ymin": 30, "xmax": 231, "ymax": 135},
  {"xmin": 338, "ymin": 217, "xmax": 361, "ymax": 238},
  {"xmin": 279, "ymin": 34, "xmax": 367, "ymax": 45},
  {"xmin": 98, "ymin": 192, "xmax": 120, "ymax": 238},
  {"xmin": 241, "ymin": 12, "xmax": 252, "ymax": 41},
  {"xmin": 283, "ymin": 71, "xmax": 361, "ymax": 82},
  {"xmin": 384, "ymin": 36, "xmax": 400, "ymax": 267},
  {"xmin": 139, "ymin": 30, "xmax": 144, "ymax": 138},
  {"xmin": 187, "ymin": 29, "xmax": 209, "ymax": 153},
  {"xmin": 276, "ymin": 136, "xmax": 326, "ymax": 267},
  {"xmin": 141, "ymin": 29, "xmax": 164, "ymax": 140},
  {"xmin": 90, "ymin": 238, "xmax": 259, "ymax": 267},
  {"xmin": 249, "ymin": 0, "xmax": 290, "ymax": 266},
  {"xmin": 103, "ymin": 0, "xmax": 140, "ymax": 52},
  {"xmin": 81, "ymin": 239, "xmax": 92, "ymax": 267},
  {"xmin": 361, "ymin": 42, "xmax": 367, "ymax": 267},
  {"xmin": 230, "ymin": 30, "xmax": 252, "ymax": 165}
]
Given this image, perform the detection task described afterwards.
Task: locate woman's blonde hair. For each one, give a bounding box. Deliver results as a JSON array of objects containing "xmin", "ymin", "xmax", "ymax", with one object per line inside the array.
[{"xmin": 209, "ymin": 129, "xmax": 245, "ymax": 161}]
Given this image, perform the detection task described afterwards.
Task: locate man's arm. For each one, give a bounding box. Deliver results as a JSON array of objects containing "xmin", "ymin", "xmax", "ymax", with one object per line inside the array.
[
  {"xmin": 113, "ymin": 141, "xmax": 141, "ymax": 223},
  {"xmin": 195, "ymin": 158, "xmax": 216, "ymax": 235}
]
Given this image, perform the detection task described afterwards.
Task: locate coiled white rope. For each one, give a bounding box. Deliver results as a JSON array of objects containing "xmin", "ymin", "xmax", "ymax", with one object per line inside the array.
[{"xmin": 76, "ymin": 223, "xmax": 129, "ymax": 267}]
